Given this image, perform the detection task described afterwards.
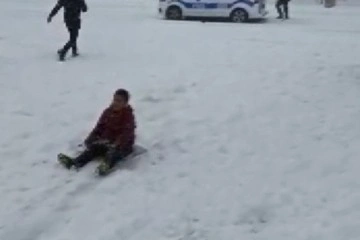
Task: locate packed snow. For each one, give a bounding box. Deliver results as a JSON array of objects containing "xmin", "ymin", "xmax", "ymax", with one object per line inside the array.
[{"xmin": 1, "ymin": 0, "xmax": 360, "ymax": 239}]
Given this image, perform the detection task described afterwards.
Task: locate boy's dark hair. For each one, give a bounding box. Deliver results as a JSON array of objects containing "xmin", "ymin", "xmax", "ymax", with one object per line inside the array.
[{"xmin": 114, "ymin": 88, "xmax": 130, "ymax": 102}]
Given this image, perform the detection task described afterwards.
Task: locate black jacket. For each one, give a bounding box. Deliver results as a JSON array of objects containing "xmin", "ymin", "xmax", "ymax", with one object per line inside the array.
[{"xmin": 49, "ymin": 0, "xmax": 88, "ymax": 29}]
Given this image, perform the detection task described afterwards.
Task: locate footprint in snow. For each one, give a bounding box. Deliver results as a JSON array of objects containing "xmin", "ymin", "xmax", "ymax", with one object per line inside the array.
[
  {"xmin": 173, "ymin": 85, "xmax": 187, "ymax": 94},
  {"xmin": 11, "ymin": 110, "xmax": 33, "ymax": 117},
  {"xmin": 141, "ymin": 95, "xmax": 162, "ymax": 103},
  {"xmin": 234, "ymin": 206, "xmax": 272, "ymax": 234}
]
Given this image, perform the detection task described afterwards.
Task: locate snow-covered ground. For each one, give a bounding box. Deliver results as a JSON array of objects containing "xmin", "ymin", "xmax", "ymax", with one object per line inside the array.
[{"xmin": 1, "ymin": 0, "xmax": 360, "ymax": 239}]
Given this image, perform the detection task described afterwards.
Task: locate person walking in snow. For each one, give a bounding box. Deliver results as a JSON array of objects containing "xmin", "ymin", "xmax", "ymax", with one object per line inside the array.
[
  {"xmin": 47, "ymin": 0, "xmax": 88, "ymax": 61},
  {"xmin": 58, "ymin": 89, "xmax": 137, "ymax": 175},
  {"xmin": 276, "ymin": 0, "xmax": 291, "ymax": 19}
]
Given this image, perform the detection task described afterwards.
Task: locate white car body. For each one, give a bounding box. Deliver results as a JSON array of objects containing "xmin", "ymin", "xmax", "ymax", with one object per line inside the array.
[{"xmin": 159, "ymin": 0, "xmax": 267, "ymax": 21}]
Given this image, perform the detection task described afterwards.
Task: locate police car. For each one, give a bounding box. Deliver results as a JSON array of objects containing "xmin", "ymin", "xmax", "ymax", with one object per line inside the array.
[{"xmin": 158, "ymin": 0, "xmax": 267, "ymax": 22}]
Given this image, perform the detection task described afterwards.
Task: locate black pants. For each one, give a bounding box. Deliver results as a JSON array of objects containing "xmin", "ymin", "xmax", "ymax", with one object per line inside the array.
[
  {"xmin": 276, "ymin": 0, "xmax": 290, "ymax": 18},
  {"xmin": 73, "ymin": 143, "xmax": 127, "ymax": 169},
  {"xmin": 60, "ymin": 27, "xmax": 79, "ymax": 56}
]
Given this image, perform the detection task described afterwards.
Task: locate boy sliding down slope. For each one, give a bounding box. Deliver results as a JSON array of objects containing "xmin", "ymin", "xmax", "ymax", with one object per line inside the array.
[{"xmin": 59, "ymin": 89, "xmax": 136, "ymax": 175}]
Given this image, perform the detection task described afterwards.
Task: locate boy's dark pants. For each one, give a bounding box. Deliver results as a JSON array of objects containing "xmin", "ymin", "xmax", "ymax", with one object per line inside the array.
[
  {"xmin": 74, "ymin": 143, "xmax": 127, "ymax": 168},
  {"xmin": 62, "ymin": 27, "xmax": 79, "ymax": 55},
  {"xmin": 276, "ymin": 0, "xmax": 290, "ymax": 18},
  {"xmin": 59, "ymin": 20, "xmax": 81, "ymax": 56}
]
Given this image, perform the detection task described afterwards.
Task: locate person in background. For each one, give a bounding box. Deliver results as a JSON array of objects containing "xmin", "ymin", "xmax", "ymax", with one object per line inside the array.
[{"xmin": 47, "ymin": 0, "xmax": 88, "ymax": 61}]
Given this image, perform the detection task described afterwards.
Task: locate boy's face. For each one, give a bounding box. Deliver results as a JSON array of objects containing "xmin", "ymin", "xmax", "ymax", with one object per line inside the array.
[{"xmin": 111, "ymin": 94, "xmax": 127, "ymax": 110}]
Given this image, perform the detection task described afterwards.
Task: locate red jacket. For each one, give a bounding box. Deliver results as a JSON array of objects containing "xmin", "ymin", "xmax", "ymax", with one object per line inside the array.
[{"xmin": 85, "ymin": 105, "xmax": 136, "ymax": 152}]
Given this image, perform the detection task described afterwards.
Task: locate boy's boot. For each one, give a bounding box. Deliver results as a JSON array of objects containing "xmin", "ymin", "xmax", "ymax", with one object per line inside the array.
[{"xmin": 58, "ymin": 153, "xmax": 74, "ymax": 169}]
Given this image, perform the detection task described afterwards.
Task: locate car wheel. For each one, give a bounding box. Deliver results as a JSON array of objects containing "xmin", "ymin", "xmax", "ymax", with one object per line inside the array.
[
  {"xmin": 166, "ymin": 6, "xmax": 182, "ymax": 20},
  {"xmin": 230, "ymin": 8, "xmax": 249, "ymax": 23}
]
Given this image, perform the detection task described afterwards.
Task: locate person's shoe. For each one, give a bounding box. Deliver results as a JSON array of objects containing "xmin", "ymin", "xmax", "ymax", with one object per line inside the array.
[{"xmin": 57, "ymin": 49, "xmax": 65, "ymax": 61}]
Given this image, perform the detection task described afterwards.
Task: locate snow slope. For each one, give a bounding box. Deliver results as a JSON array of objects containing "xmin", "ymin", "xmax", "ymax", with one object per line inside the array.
[{"xmin": 1, "ymin": 0, "xmax": 360, "ymax": 239}]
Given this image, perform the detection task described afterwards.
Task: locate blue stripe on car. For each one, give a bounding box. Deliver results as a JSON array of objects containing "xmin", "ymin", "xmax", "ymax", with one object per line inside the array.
[{"xmin": 174, "ymin": 0, "xmax": 254, "ymax": 9}]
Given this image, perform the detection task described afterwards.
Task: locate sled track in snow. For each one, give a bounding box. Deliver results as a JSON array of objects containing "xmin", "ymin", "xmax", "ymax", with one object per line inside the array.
[{"xmin": 1, "ymin": 167, "xmax": 103, "ymax": 240}]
